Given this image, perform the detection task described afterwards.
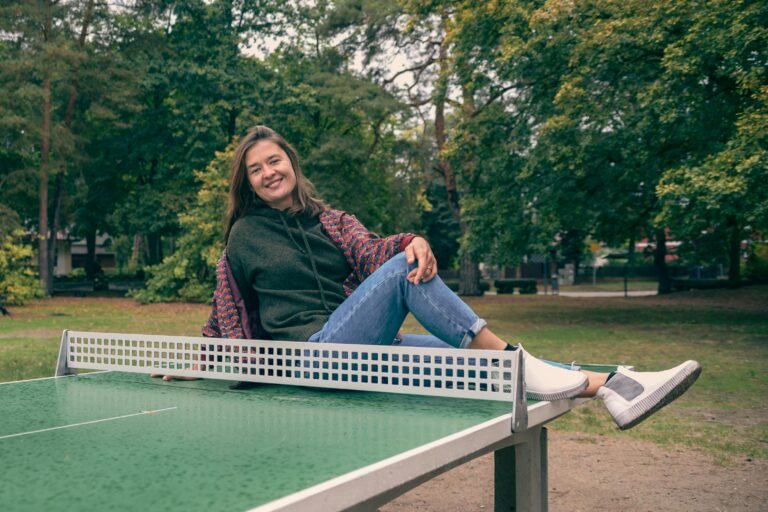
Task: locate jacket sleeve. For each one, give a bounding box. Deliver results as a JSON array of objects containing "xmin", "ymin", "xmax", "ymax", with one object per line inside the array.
[
  {"xmin": 202, "ymin": 253, "xmax": 265, "ymax": 339},
  {"xmin": 336, "ymin": 211, "xmax": 416, "ymax": 281}
]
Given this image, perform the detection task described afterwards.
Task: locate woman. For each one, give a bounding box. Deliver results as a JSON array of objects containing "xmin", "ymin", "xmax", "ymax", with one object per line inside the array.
[{"xmin": 207, "ymin": 125, "xmax": 700, "ymax": 431}]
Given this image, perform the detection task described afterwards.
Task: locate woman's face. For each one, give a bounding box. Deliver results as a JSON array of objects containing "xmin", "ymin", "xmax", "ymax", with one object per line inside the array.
[{"xmin": 245, "ymin": 140, "xmax": 297, "ymax": 210}]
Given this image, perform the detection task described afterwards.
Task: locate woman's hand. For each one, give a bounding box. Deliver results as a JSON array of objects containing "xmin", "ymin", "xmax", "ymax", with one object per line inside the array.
[
  {"xmin": 150, "ymin": 374, "xmax": 200, "ymax": 381},
  {"xmin": 151, "ymin": 364, "xmax": 201, "ymax": 381},
  {"xmin": 404, "ymin": 237, "xmax": 437, "ymax": 285}
]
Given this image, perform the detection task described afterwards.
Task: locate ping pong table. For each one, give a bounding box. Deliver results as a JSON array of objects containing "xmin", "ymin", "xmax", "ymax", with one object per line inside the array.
[{"xmin": 0, "ymin": 330, "xmax": 595, "ymax": 512}]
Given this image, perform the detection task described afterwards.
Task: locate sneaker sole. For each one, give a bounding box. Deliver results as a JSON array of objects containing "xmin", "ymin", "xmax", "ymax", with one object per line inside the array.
[
  {"xmin": 527, "ymin": 376, "xmax": 589, "ymax": 401},
  {"xmin": 615, "ymin": 361, "xmax": 702, "ymax": 430}
]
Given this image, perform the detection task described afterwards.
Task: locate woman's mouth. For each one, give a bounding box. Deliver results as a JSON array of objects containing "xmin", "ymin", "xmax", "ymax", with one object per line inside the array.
[{"xmin": 264, "ymin": 178, "xmax": 283, "ymax": 189}]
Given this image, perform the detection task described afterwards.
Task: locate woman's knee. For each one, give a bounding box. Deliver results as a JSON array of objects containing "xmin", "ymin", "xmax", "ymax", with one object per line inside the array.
[{"xmin": 384, "ymin": 252, "xmax": 414, "ymax": 276}]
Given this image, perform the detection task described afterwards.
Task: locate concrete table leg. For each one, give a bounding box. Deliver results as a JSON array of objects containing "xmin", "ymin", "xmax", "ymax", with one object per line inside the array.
[{"xmin": 494, "ymin": 426, "xmax": 548, "ymax": 512}]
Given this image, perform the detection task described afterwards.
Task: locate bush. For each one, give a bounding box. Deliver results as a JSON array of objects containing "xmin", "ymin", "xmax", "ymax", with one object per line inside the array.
[
  {"xmin": 671, "ymin": 278, "xmax": 741, "ymax": 291},
  {"xmin": 495, "ymin": 279, "xmax": 538, "ymax": 294},
  {"xmin": 442, "ymin": 279, "xmax": 490, "ymax": 294},
  {"xmin": 130, "ymin": 146, "xmax": 231, "ymax": 303},
  {"xmin": 0, "ymin": 230, "xmax": 43, "ymax": 306},
  {"xmin": 746, "ymin": 243, "xmax": 768, "ymax": 281}
]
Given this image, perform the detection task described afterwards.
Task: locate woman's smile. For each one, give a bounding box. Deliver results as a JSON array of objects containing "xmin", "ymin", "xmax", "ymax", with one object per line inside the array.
[{"xmin": 245, "ymin": 140, "xmax": 297, "ymax": 210}]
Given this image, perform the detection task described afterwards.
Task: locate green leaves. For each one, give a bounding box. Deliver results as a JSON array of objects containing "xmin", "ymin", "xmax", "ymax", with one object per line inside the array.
[
  {"xmin": 130, "ymin": 144, "xmax": 232, "ymax": 303},
  {"xmin": 0, "ymin": 228, "xmax": 43, "ymax": 306}
]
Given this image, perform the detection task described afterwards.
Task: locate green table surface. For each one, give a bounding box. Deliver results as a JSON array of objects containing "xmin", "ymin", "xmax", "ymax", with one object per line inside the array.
[{"xmin": 0, "ymin": 372, "xmax": 514, "ymax": 512}]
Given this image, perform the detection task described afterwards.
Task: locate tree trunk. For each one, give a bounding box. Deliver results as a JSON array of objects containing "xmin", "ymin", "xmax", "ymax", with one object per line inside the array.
[
  {"xmin": 458, "ymin": 254, "xmax": 482, "ymax": 296},
  {"xmin": 47, "ymin": 171, "xmax": 64, "ymax": 280},
  {"xmin": 727, "ymin": 216, "xmax": 741, "ymax": 282},
  {"xmin": 39, "ymin": 77, "xmax": 52, "ymax": 294},
  {"xmin": 147, "ymin": 234, "xmax": 163, "ymax": 265},
  {"xmin": 432, "ymin": 18, "xmax": 481, "ymax": 296},
  {"xmin": 654, "ymin": 228, "xmax": 672, "ymax": 294},
  {"xmin": 433, "ymin": 28, "xmax": 477, "ymax": 295},
  {"xmin": 48, "ymin": 0, "xmax": 95, "ymax": 280},
  {"xmin": 85, "ymin": 230, "xmax": 97, "ymax": 279},
  {"xmin": 572, "ymin": 258, "xmax": 581, "ymax": 285},
  {"xmin": 38, "ymin": 1, "xmax": 53, "ymax": 295},
  {"xmin": 132, "ymin": 233, "xmax": 143, "ymax": 264}
]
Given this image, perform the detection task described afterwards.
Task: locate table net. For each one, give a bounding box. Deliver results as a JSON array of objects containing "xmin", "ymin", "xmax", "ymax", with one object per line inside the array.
[{"xmin": 59, "ymin": 330, "xmax": 525, "ymax": 408}]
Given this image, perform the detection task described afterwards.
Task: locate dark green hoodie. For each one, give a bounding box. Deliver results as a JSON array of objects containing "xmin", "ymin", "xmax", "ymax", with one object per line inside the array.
[{"xmin": 227, "ymin": 205, "xmax": 351, "ymax": 341}]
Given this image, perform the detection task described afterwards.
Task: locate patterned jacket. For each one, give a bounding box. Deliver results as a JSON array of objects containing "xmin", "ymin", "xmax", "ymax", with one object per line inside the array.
[{"xmin": 202, "ymin": 209, "xmax": 415, "ymax": 339}]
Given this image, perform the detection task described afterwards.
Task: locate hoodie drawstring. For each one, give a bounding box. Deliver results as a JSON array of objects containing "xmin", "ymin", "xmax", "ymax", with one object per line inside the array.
[
  {"xmin": 279, "ymin": 214, "xmax": 306, "ymax": 254},
  {"xmin": 280, "ymin": 213, "xmax": 333, "ymax": 313}
]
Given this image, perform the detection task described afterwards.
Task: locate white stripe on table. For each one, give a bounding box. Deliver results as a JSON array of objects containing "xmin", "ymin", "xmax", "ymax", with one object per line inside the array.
[{"xmin": 0, "ymin": 407, "xmax": 178, "ymax": 441}]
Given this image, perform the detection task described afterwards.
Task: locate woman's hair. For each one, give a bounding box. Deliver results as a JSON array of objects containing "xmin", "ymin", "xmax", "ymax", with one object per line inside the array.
[{"xmin": 225, "ymin": 125, "xmax": 327, "ymax": 242}]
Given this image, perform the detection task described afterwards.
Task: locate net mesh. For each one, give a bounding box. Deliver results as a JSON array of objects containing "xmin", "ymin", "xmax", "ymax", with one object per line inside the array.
[{"xmin": 64, "ymin": 330, "xmax": 521, "ymax": 403}]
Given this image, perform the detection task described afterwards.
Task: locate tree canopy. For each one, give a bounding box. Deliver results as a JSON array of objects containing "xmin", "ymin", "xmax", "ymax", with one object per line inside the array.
[{"xmin": 2, "ymin": 0, "xmax": 765, "ymax": 303}]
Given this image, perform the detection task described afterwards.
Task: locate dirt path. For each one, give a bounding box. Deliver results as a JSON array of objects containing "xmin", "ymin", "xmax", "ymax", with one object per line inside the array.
[{"xmin": 382, "ymin": 430, "xmax": 768, "ymax": 511}]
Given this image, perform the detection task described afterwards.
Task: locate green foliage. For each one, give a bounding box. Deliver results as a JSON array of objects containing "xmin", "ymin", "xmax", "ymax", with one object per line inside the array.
[
  {"xmin": 0, "ymin": 229, "xmax": 43, "ymax": 306},
  {"xmin": 108, "ymin": 1, "xmax": 268, "ymax": 264},
  {"xmin": 746, "ymin": 243, "xmax": 768, "ymax": 281},
  {"xmin": 245, "ymin": 47, "xmax": 419, "ymax": 234},
  {"xmin": 435, "ymin": 0, "xmax": 767, "ymax": 287},
  {"xmin": 4, "ymin": 0, "xmax": 763, "ymax": 304},
  {"xmin": 655, "ymin": 1, "xmax": 768, "ymax": 269},
  {"xmin": 130, "ymin": 145, "xmax": 232, "ymax": 303}
]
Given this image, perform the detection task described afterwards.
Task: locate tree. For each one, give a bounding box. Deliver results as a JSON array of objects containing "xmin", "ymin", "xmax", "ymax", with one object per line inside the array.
[
  {"xmin": 133, "ymin": 19, "xmax": 420, "ymax": 301},
  {"xmin": 131, "ymin": 145, "xmax": 232, "ymax": 303},
  {"xmin": 445, "ymin": 0, "xmax": 764, "ymax": 293},
  {"xmin": 321, "ymin": 0, "xmax": 524, "ymax": 294},
  {"xmin": 108, "ymin": 0, "xmax": 267, "ymax": 268},
  {"xmin": 657, "ymin": 0, "xmax": 768, "ymax": 282},
  {"xmin": 0, "ymin": 0, "xmax": 131, "ymax": 292}
]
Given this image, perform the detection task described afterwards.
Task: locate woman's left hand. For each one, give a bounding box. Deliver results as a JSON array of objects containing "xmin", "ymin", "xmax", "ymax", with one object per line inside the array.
[{"xmin": 405, "ymin": 237, "xmax": 437, "ymax": 285}]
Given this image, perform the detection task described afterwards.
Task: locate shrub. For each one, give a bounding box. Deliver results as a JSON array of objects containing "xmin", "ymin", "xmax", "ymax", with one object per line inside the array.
[
  {"xmin": 442, "ymin": 279, "xmax": 491, "ymax": 294},
  {"xmin": 130, "ymin": 146, "xmax": 231, "ymax": 303},
  {"xmin": 0, "ymin": 230, "xmax": 43, "ymax": 306},
  {"xmin": 494, "ymin": 279, "xmax": 538, "ymax": 294},
  {"xmin": 745, "ymin": 243, "xmax": 768, "ymax": 281}
]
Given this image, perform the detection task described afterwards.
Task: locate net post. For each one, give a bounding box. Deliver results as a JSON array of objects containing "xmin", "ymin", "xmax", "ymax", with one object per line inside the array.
[
  {"xmin": 55, "ymin": 329, "xmax": 76, "ymax": 377},
  {"xmin": 511, "ymin": 348, "xmax": 527, "ymax": 433}
]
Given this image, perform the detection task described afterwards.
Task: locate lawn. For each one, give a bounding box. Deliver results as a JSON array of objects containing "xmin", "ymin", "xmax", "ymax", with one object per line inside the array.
[
  {"xmin": 558, "ymin": 279, "xmax": 659, "ymax": 292},
  {"xmin": 1, "ymin": 286, "xmax": 766, "ymax": 463}
]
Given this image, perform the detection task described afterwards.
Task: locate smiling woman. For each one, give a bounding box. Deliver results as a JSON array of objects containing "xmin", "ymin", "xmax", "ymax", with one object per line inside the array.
[
  {"xmin": 202, "ymin": 125, "xmax": 702, "ymax": 431},
  {"xmin": 225, "ymin": 126, "xmax": 327, "ymax": 243},
  {"xmin": 244, "ymin": 140, "xmax": 298, "ymax": 211}
]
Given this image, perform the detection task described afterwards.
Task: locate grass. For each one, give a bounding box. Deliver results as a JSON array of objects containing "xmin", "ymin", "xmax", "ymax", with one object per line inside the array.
[
  {"xmin": 1, "ymin": 287, "xmax": 766, "ymax": 463},
  {"xmin": 406, "ymin": 286, "xmax": 768, "ymax": 463},
  {"xmin": 0, "ymin": 299, "xmax": 209, "ymax": 381},
  {"xmin": 558, "ymin": 279, "xmax": 659, "ymax": 292}
]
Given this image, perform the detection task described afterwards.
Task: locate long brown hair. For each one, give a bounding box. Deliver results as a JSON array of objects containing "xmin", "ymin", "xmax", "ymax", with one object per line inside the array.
[{"xmin": 225, "ymin": 126, "xmax": 327, "ymax": 242}]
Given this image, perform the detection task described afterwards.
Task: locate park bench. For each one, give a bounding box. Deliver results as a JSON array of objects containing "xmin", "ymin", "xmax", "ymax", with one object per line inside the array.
[
  {"xmin": 671, "ymin": 278, "xmax": 741, "ymax": 291},
  {"xmin": 52, "ymin": 280, "xmax": 94, "ymax": 296},
  {"xmin": 494, "ymin": 279, "xmax": 538, "ymax": 294}
]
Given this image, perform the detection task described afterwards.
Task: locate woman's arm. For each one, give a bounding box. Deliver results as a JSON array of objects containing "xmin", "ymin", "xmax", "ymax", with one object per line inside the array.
[
  {"xmin": 324, "ymin": 210, "xmax": 435, "ymax": 282},
  {"xmin": 320, "ymin": 210, "xmax": 404, "ymax": 282}
]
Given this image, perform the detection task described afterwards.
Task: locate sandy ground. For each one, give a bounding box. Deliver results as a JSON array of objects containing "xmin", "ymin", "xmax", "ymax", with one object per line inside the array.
[{"xmin": 381, "ymin": 430, "xmax": 768, "ymax": 512}]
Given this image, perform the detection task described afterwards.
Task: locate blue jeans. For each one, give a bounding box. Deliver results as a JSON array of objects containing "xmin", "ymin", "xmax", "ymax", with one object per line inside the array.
[{"xmin": 308, "ymin": 253, "xmax": 486, "ymax": 349}]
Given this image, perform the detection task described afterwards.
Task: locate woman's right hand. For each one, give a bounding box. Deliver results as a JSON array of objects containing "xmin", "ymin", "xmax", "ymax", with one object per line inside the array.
[
  {"xmin": 151, "ymin": 363, "xmax": 201, "ymax": 381},
  {"xmin": 404, "ymin": 236, "xmax": 438, "ymax": 285},
  {"xmin": 150, "ymin": 374, "xmax": 200, "ymax": 381}
]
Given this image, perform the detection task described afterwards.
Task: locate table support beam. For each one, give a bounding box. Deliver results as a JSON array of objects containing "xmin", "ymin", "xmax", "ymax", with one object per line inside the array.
[{"xmin": 494, "ymin": 426, "xmax": 548, "ymax": 512}]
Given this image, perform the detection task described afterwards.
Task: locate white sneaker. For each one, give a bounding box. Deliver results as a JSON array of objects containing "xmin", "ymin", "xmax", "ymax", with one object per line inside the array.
[
  {"xmin": 519, "ymin": 345, "xmax": 589, "ymax": 400},
  {"xmin": 597, "ymin": 360, "xmax": 702, "ymax": 430}
]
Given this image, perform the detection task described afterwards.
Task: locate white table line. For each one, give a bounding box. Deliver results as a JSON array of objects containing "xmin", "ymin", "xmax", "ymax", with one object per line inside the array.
[{"xmin": 0, "ymin": 406, "xmax": 178, "ymax": 441}]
